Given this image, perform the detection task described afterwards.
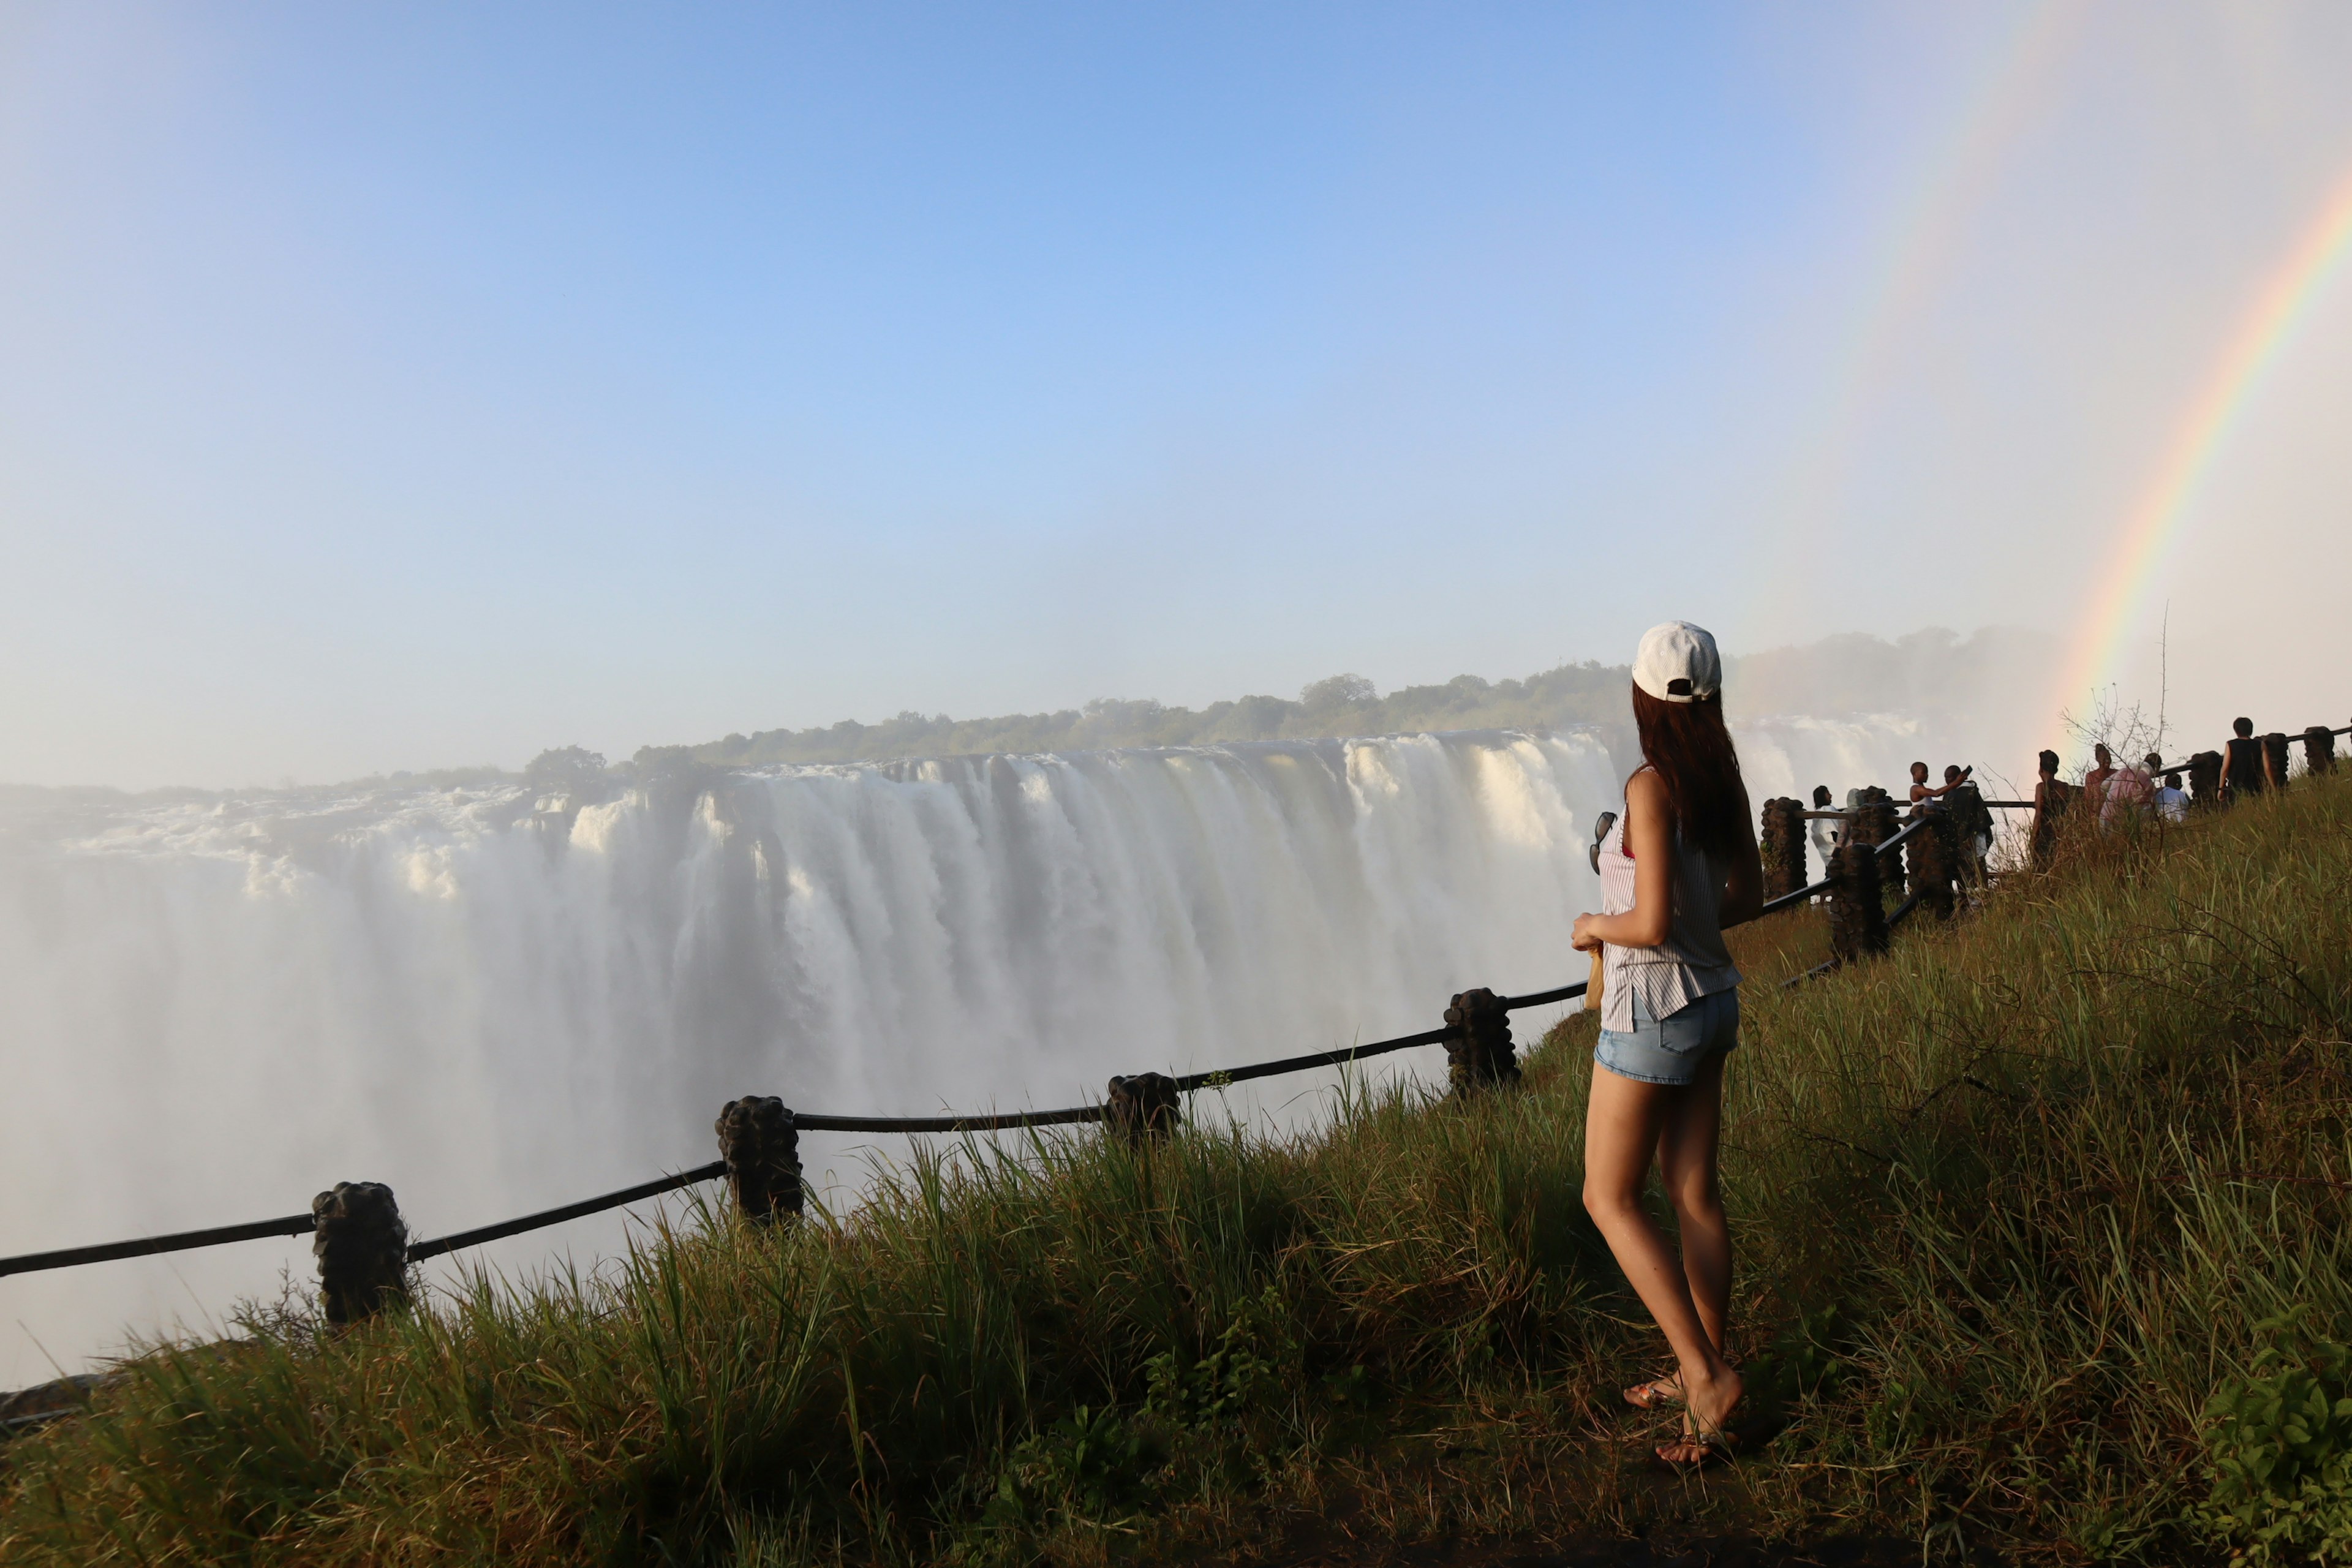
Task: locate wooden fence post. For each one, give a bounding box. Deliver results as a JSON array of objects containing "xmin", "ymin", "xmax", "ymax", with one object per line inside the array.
[
  {"xmin": 1905, "ymin": 810, "xmax": 1959, "ymax": 920},
  {"xmin": 715, "ymin": 1097, "xmax": 802, "ymax": 1224},
  {"xmin": 1106, "ymin": 1073, "xmax": 1182, "ymax": 1142},
  {"xmin": 2264, "ymin": 732, "xmax": 2293, "ymax": 790},
  {"xmin": 1842, "ymin": 790, "xmax": 1899, "ymax": 892},
  {"xmin": 1865, "ymin": 791, "xmax": 1901, "ymax": 862},
  {"xmin": 1826, "ymin": 839, "xmax": 1888, "ymax": 962},
  {"xmin": 2305, "ymin": 726, "xmax": 2338, "ymax": 775},
  {"xmin": 1444, "ymin": 988, "xmax": 1519, "ymax": 1096},
  {"xmin": 1759, "ymin": 797, "xmax": 1806, "ymax": 900},
  {"xmin": 2188, "ymin": 750, "xmax": 2223, "ymax": 808},
  {"xmin": 312, "ymin": 1181, "xmax": 409, "ymax": 1326}
]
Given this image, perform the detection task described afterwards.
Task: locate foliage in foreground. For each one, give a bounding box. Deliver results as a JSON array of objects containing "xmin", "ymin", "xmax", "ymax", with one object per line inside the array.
[{"xmin": 3, "ymin": 774, "xmax": 2351, "ymax": 1566}]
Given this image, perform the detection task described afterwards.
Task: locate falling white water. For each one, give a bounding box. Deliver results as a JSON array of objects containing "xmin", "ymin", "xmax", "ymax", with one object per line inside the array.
[{"xmin": 0, "ymin": 719, "xmax": 1923, "ymax": 1385}]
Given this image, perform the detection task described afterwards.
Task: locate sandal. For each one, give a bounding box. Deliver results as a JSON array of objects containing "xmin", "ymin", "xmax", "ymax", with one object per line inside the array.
[
  {"xmin": 1621, "ymin": 1374, "xmax": 1683, "ymax": 1410},
  {"xmin": 1654, "ymin": 1403, "xmax": 1752, "ymax": 1471},
  {"xmin": 1655, "ymin": 1420, "xmax": 1741, "ymax": 1471}
]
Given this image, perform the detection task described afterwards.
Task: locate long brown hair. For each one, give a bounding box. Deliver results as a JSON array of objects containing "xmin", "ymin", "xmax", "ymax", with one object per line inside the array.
[{"xmin": 1631, "ymin": 684, "xmax": 1749, "ymax": 858}]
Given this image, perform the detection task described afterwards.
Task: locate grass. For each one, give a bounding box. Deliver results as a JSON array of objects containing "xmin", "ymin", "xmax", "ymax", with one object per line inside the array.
[{"xmin": 4, "ymin": 772, "xmax": 2351, "ymax": 1565}]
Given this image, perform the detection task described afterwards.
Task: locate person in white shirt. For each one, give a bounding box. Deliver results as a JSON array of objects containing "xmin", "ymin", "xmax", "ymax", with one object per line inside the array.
[
  {"xmin": 2100, "ymin": 753, "xmax": 2154, "ymax": 827},
  {"xmin": 1807, "ymin": 784, "xmax": 1839, "ymax": 887},
  {"xmin": 2154, "ymin": 771, "xmax": 2188, "ymax": 824}
]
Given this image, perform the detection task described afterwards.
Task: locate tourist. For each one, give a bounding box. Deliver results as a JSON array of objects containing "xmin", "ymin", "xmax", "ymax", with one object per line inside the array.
[
  {"xmin": 2030, "ymin": 748, "xmax": 2076, "ymax": 870},
  {"xmin": 1807, "ymin": 785, "xmax": 1840, "ymax": 901},
  {"xmin": 2220, "ymin": 717, "xmax": 2267, "ymax": 802},
  {"xmin": 1907, "ymin": 760, "xmax": 1972, "ymax": 815},
  {"xmin": 2154, "ymin": 770, "xmax": 2188, "ymax": 823},
  {"xmin": 2084, "ymin": 744, "xmax": 2119, "ymax": 816},
  {"xmin": 1571, "ymin": 620, "xmax": 1761, "ymax": 1469},
  {"xmin": 2101, "ymin": 750, "xmax": 2154, "ymax": 827},
  {"xmin": 1807, "ymin": 784, "xmax": 1840, "ymax": 875},
  {"xmin": 1945, "ymin": 766, "xmax": 1993, "ymax": 886}
]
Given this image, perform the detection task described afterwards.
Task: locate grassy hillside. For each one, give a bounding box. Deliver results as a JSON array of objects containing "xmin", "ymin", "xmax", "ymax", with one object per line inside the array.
[{"xmin": 3, "ymin": 772, "xmax": 2348, "ymax": 1566}]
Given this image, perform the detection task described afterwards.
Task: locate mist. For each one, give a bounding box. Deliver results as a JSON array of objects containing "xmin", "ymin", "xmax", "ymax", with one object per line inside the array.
[{"xmin": 1, "ymin": 633, "xmax": 2051, "ymax": 1387}]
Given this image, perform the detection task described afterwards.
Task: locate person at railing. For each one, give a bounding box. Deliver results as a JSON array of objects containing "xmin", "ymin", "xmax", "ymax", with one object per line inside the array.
[
  {"xmin": 2100, "ymin": 749, "xmax": 2154, "ymax": 828},
  {"xmin": 2220, "ymin": 717, "xmax": 2269, "ymax": 802},
  {"xmin": 1906, "ymin": 759, "xmax": 1972, "ymax": 815},
  {"xmin": 1945, "ymin": 766, "xmax": 1993, "ymax": 886},
  {"xmin": 2030, "ymin": 748, "xmax": 2076, "ymax": 870},
  {"xmin": 1570, "ymin": 620, "xmax": 1762, "ymax": 1469},
  {"xmin": 1807, "ymin": 785, "xmax": 1840, "ymax": 902},
  {"xmin": 2154, "ymin": 768, "xmax": 2188, "ymax": 824},
  {"xmin": 2083, "ymin": 744, "xmax": 2119, "ymax": 816}
]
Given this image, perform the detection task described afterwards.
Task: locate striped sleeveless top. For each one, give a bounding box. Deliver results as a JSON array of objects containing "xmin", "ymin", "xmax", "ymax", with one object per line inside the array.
[{"xmin": 1594, "ymin": 785, "xmax": 1741, "ymax": 1033}]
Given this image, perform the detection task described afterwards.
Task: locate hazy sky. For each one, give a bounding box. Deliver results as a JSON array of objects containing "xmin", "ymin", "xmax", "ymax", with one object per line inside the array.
[{"xmin": 4, "ymin": 2, "xmax": 2349, "ymax": 788}]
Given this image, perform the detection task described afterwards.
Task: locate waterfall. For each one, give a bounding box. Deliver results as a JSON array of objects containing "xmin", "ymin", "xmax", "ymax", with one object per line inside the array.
[{"xmin": 0, "ymin": 718, "xmax": 1918, "ymax": 1384}]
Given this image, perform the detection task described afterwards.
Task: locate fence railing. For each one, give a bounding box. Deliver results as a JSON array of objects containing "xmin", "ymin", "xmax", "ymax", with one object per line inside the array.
[{"xmin": 4, "ymin": 719, "xmax": 2344, "ymax": 1328}]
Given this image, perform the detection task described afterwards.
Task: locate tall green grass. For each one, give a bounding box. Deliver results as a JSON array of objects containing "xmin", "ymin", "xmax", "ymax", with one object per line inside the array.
[{"xmin": 4, "ymin": 774, "xmax": 2349, "ymax": 1566}]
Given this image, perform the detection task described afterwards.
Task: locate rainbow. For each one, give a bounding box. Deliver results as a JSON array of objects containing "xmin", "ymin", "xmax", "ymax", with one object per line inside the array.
[
  {"xmin": 1756, "ymin": 0, "xmax": 2086, "ymax": 618},
  {"xmin": 2048, "ymin": 159, "xmax": 2352, "ymax": 731},
  {"xmin": 1809, "ymin": 1, "xmax": 2081, "ymax": 469}
]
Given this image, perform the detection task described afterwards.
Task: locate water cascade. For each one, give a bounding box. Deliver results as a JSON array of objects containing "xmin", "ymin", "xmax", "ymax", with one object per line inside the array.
[{"xmin": 0, "ymin": 718, "xmax": 1917, "ymax": 1383}]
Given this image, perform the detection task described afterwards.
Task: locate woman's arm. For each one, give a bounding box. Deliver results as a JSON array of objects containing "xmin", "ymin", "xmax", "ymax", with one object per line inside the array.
[
  {"xmin": 1571, "ymin": 771, "xmax": 1676, "ymax": 950},
  {"xmin": 1917, "ymin": 768, "xmax": 1972, "ymax": 801}
]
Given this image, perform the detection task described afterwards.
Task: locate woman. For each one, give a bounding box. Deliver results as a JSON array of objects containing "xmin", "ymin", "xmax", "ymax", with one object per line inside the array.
[
  {"xmin": 1806, "ymin": 783, "xmax": 1840, "ymax": 878},
  {"xmin": 1571, "ymin": 621, "xmax": 1763, "ymax": 1468},
  {"xmin": 2029, "ymin": 748, "xmax": 2075, "ymax": 869},
  {"xmin": 2218, "ymin": 717, "xmax": 2267, "ymax": 802},
  {"xmin": 2082, "ymin": 744, "xmax": 2119, "ymax": 818}
]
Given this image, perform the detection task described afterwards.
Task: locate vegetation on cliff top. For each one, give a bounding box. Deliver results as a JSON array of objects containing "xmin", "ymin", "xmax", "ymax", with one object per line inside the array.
[{"xmin": 639, "ymin": 627, "xmax": 2042, "ymax": 771}]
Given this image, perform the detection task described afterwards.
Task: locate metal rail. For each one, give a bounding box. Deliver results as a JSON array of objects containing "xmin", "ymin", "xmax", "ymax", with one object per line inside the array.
[
  {"xmin": 0, "ymin": 1215, "xmax": 317, "ymax": 1280},
  {"xmin": 405, "ymin": 1162, "xmax": 729, "ymax": 1263}
]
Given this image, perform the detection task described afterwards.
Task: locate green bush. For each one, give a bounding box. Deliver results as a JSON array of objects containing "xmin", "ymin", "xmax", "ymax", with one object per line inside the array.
[
  {"xmin": 1141, "ymin": 1284, "xmax": 1301, "ymax": 1431},
  {"xmin": 2198, "ymin": 1319, "xmax": 2352, "ymax": 1564},
  {"xmin": 983, "ymin": 1406, "xmax": 1166, "ymax": 1532}
]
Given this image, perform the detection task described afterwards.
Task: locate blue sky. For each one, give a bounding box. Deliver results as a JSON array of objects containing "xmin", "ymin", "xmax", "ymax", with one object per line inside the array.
[{"xmin": 4, "ymin": 3, "xmax": 2350, "ymax": 786}]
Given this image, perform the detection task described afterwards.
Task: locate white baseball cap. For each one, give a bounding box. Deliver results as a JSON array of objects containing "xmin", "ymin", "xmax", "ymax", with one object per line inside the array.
[{"xmin": 1632, "ymin": 620, "xmax": 1721, "ymax": 704}]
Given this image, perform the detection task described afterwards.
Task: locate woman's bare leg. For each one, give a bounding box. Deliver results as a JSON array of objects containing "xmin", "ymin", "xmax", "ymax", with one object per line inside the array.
[
  {"xmin": 1583, "ymin": 1062, "xmax": 1742, "ymax": 1444},
  {"xmin": 1656, "ymin": 1053, "xmax": 1730, "ymax": 1357}
]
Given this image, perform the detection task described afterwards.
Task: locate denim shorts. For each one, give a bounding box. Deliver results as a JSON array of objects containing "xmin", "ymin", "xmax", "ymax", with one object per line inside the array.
[{"xmin": 1594, "ymin": 987, "xmax": 1740, "ymax": 1086}]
